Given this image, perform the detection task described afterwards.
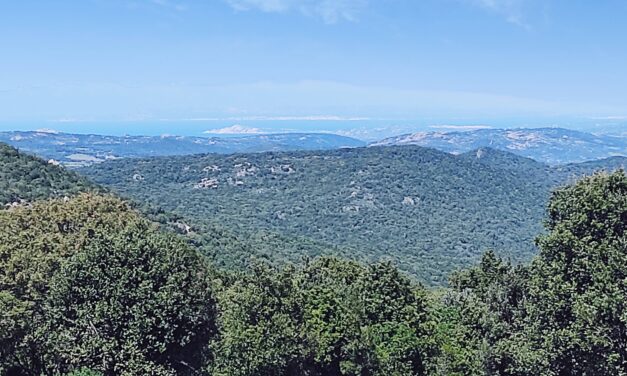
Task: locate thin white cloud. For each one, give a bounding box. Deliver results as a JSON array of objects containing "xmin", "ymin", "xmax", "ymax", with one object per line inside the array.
[
  {"xmin": 590, "ymin": 116, "xmax": 627, "ymax": 121},
  {"xmin": 223, "ymin": 0, "xmax": 368, "ymax": 23},
  {"xmin": 35, "ymin": 128, "xmax": 61, "ymax": 134},
  {"xmin": 234, "ymin": 115, "xmax": 369, "ymax": 121},
  {"xmin": 11, "ymin": 80, "xmax": 625, "ymax": 123},
  {"xmin": 429, "ymin": 125, "xmax": 493, "ymax": 131},
  {"xmin": 466, "ymin": 0, "xmax": 530, "ymax": 28},
  {"xmin": 203, "ymin": 124, "xmax": 264, "ymax": 134},
  {"xmin": 150, "ymin": 0, "xmax": 187, "ymax": 11},
  {"xmin": 164, "ymin": 115, "xmax": 370, "ymax": 121}
]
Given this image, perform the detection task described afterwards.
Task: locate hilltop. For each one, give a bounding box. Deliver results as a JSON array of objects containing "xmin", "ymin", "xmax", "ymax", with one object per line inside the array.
[
  {"xmin": 0, "ymin": 143, "xmax": 97, "ymax": 205},
  {"xmin": 371, "ymin": 127, "xmax": 626, "ymax": 164},
  {"xmin": 79, "ymin": 145, "xmax": 626, "ymax": 284}
]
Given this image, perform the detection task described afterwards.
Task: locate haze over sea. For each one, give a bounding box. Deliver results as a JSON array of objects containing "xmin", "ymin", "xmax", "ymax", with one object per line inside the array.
[{"xmin": 1, "ymin": 117, "xmax": 625, "ymax": 141}]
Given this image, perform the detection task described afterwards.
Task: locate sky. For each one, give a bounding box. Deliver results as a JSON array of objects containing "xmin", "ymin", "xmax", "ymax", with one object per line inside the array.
[{"xmin": 1, "ymin": 0, "xmax": 626, "ymax": 139}]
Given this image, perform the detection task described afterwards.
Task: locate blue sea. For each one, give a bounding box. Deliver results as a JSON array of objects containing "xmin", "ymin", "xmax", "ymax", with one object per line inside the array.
[{"xmin": 0, "ymin": 118, "xmax": 623, "ymax": 141}]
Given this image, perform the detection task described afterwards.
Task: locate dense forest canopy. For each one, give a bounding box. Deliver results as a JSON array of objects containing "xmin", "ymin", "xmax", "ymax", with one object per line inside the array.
[
  {"xmin": 80, "ymin": 145, "xmax": 626, "ymax": 284},
  {"xmin": 0, "ymin": 194, "xmax": 216, "ymax": 375},
  {"xmin": 0, "ymin": 143, "xmax": 97, "ymax": 204},
  {"xmin": 1, "ymin": 141, "xmax": 627, "ymax": 374},
  {"xmin": 1, "ymin": 165, "xmax": 625, "ymax": 375}
]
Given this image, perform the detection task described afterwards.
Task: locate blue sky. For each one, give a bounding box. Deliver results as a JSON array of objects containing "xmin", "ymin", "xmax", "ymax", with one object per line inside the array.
[{"xmin": 1, "ymin": 0, "xmax": 626, "ymax": 138}]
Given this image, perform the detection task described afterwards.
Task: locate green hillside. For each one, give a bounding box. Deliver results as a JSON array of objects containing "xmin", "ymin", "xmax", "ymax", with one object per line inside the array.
[
  {"xmin": 79, "ymin": 145, "xmax": 625, "ymax": 284},
  {"xmin": 0, "ymin": 143, "xmax": 97, "ymax": 205},
  {"xmin": 2, "ymin": 169, "xmax": 626, "ymax": 375},
  {"xmin": 0, "ymin": 140, "xmax": 293, "ymax": 274}
]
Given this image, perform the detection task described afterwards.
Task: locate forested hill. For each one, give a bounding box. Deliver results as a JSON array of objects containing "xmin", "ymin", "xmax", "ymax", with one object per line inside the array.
[
  {"xmin": 0, "ymin": 141, "xmax": 312, "ymax": 273},
  {"xmin": 0, "ymin": 143, "xmax": 97, "ymax": 205},
  {"xmin": 79, "ymin": 145, "xmax": 626, "ymax": 284}
]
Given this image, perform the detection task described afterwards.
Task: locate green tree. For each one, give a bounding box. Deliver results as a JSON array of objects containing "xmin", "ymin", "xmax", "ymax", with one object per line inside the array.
[
  {"xmin": 211, "ymin": 257, "xmax": 435, "ymax": 376},
  {"xmin": 0, "ymin": 194, "xmax": 216, "ymax": 375},
  {"xmin": 434, "ymin": 251, "xmax": 529, "ymax": 375},
  {"xmin": 0, "ymin": 142, "xmax": 96, "ymax": 205},
  {"xmin": 522, "ymin": 171, "xmax": 627, "ymax": 375},
  {"xmin": 210, "ymin": 263, "xmax": 302, "ymax": 376}
]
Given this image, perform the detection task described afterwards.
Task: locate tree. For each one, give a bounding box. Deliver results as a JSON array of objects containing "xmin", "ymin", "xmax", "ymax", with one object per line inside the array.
[
  {"xmin": 522, "ymin": 171, "xmax": 627, "ymax": 374},
  {"xmin": 0, "ymin": 194, "xmax": 216, "ymax": 375},
  {"xmin": 210, "ymin": 263, "xmax": 302, "ymax": 376},
  {"xmin": 211, "ymin": 257, "xmax": 435, "ymax": 376},
  {"xmin": 435, "ymin": 251, "xmax": 529, "ymax": 375}
]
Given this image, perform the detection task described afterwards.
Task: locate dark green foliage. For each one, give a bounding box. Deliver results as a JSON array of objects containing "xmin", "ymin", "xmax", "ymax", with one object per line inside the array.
[
  {"xmin": 2, "ymin": 139, "xmax": 627, "ymax": 375},
  {"xmin": 521, "ymin": 171, "xmax": 627, "ymax": 374},
  {"xmin": 0, "ymin": 143, "xmax": 97, "ymax": 204},
  {"xmin": 65, "ymin": 368, "xmax": 103, "ymax": 376},
  {"xmin": 0, "ymin": 194, "xmax": 216, "ymax": 375},
  {"xmin": 435, "ymin": 252, "xmax": 530, "ymax": 375},
  {"xmin": 433, "ymin": 171, "xmax": 627, "ymax": 375},
  {"xmin": 78, "ymin": 146, "xmax": 588, "ymax": 285},
  {"xmin": 80, "ymin": 145, "xmax": 626, "ymax": 285},
  {"xmin": 211, "ymin": 258, "xmax": 435, "ymax": 376}
]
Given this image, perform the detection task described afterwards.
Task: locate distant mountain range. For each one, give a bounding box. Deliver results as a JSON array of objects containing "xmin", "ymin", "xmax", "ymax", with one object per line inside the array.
[
  {"xmin": 1, "ymin": 127, "xmax": 624, "ymax": 167},
  {"xmin": 0, "ymin": 131, "xmax": 366, "ymax": 167},
  {"xmin": 370, "ymin": 127, "xmax": 626, "ymax": 164}
]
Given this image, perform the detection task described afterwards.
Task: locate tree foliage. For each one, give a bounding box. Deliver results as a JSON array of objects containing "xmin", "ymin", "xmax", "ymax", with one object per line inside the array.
[
  {"xmin": 432, "ymin": 171, "xmax": 627, "ymax": 375},
  {"xmin": 521, "ymin": 171, "xmax": 627, "ymax": 374},
  {"xmin": 0, "ymin": 194, "xmax": 216, "ymax": 375},
  {"xmin": 0, "ymin": 143, "xmax": 96, "ymax": 205},
  {"xmin": 211, "ymin": 258, "xmax": 436, "ymax": 376},
  {"xmin": 80, "ymin": 146, "xmax": 625, "ymax": 285},
  {"xmin": 2, "ymin": 140, "xmax": 626, "ymax": 376}
]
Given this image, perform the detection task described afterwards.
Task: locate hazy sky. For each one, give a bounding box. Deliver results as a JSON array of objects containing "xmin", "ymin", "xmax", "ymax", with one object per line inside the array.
[{"xmin": 1, "ymin": 0, "xmax": 626, "ymax": 136}]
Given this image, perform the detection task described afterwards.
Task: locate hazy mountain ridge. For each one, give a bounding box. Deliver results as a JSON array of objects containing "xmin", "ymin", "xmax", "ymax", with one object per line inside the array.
[
  {"xmin": 79, "ymin": 145, "xmax": 627, "ymax": 284},
  {"xmin": 370, "ymin": 127, "xmax": 626, "ymax": 164},
  {"xmin": 2, "ymin": 127, "xmax": 625, "ymax": 167},
  {"xmin": 0, "ymin": 130, "xmax": 366, "ymax": 167}
]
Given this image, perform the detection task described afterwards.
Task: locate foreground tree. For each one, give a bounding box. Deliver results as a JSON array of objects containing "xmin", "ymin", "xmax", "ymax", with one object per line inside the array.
[
  {"xmin": 0, "ymin": 194, "xmax": 216, "ymax": 375},
  {"xmin": 211, "ymin": 258, "xmax": 435, "ymax": 376},
  {"xmin": 434, "ymin": 170, "xmax": 627, "ymax": 375},
  {"xmin": 522, "ymin": 171, "xmax": 627, "ymax": 374},
  {"xmin": 434, "ymin": 251, "xmax": 529, "ymax": 375}
]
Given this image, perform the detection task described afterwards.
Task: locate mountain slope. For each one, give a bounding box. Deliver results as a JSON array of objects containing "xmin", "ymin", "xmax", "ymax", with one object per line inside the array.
[
  {"xmin": 79, "ymin": 146, "xmax": 626, "ymax": 284},
  {"xmin": 0, "ymin": 143, "xmax": 97, "ymax": 205},
  {"xmin": 0, "ymin": 131, "xmax": 366, "ymax": 167},
  {"xmin": 371, "ymin": 127, "xmax": 626, "ymax": 164},
  {"xmin": 0, "ymin": 140, "xmax": 316, "ymax": 271}
]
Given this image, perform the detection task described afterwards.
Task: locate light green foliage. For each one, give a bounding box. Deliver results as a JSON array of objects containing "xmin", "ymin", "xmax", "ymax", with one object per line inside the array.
[{"xmin": 211, "ymin": 263, "xmax": 302, "ymax": 376}]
